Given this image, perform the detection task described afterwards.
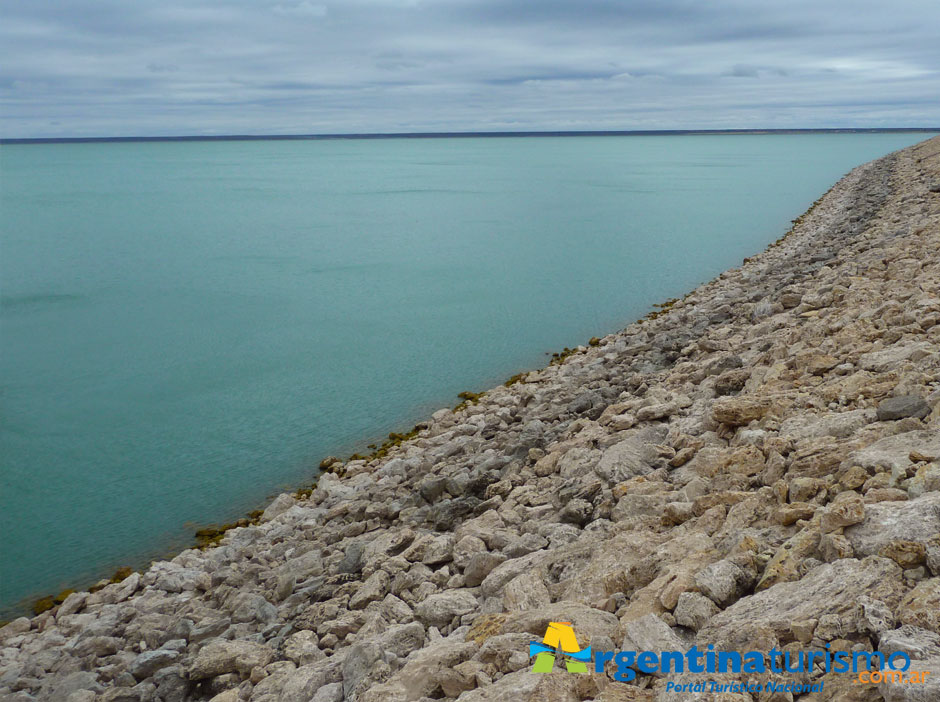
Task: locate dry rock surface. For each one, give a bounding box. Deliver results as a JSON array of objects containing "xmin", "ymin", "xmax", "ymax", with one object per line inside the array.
[{"xmin": 3, "ymin": 136, "xmax": 940, "ymax": 702}]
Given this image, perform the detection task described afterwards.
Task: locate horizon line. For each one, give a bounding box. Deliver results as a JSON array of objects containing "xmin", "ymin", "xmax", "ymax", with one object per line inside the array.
[{"xmin": 3, "ymin": 127, "xmax": 939, "ymax": 145}]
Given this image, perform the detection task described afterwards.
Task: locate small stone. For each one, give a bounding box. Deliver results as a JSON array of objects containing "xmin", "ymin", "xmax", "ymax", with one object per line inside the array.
[
  {"xmin": 607, "ymin": 413, "xmax": 636, "ymax": 431},
  {"xmin": 414, "ymin": 590, "xmax": 478, "ymax": 628},
  {"xmin": 789, "ymin": 477, "xmax": 826, "ymax": 503},
  {"xmin": 673, "ymin": 592, "xmax": 720, "ymax": 631},
  {"xmin": 260, "ymin": 493, "xmax": 296, "ymax": 522},
  {"xmin": 775, "ymin": 502, "xmax": 817, "ymax": 526},
  {"xmin": 927, "ymin": 535, "xmax": 940, "ymax": 576},
  {"xmin": 622, "ymin": 614, "xmax": 687, "ymax": 675},
  {"xmin": 636, "ymin": 401, "xmax": 677, "ymax": 422},
  {"xmin": 880, "ymin": 540, "xmax": 927, "ymax": 568},
  {"xmin": 856, "ymin": 596, "xmax": 896, "ymax": 635},
  {"xmin": 503, "ymin": 572, "xmax": 551, "ymax": 612},
  {"xmin": 819, "ymin": 533, "xmax": 854, "ymax": 562},
  {"xmin": 714, "ymin": 369, "xmax": 751, "ymax": 396},
  {"xmin": 56, "ymin": 591, "xmax": 87, "ymax": 618},
  {"xmin": 899, "ymin": 579, "xmax": 940, "ymax": 633},
  {"xmin": 819, "ymin": 494, "xmax": 865, "ymax": 533},
  {"xmin": 839, "ymin": 466, "xmax": 870, "ymax": 490},
  {"xmin": 463, "ymin": 552, "xmax": 506, "ymax": 588},
  {"xmin": 864, "ymin": 487, "xmax": 909, "ymax": 502},
  {"xmin": 663, "ymin": 501, "xmax": 695, "ymax": 525},
  {"xmin": 348, "ymin": 571, "xmax": 391, "ymax": 610},
  {"xmin": 669, "ymin": 447, "xmax": 696, "ymax": 468},
  {"xmin": 879, "ymin": 624, "xmax": 940, "ymax": 660},
  {"xmin": 129, "ymin": 649, "xmax": 180, "ymax": 680},
  {"xmin": 284, "ymin": 631, "xmax": 324, "ymax": 667},
  {"xmin": 1, "ymin": 617, "xmax": 31, "ymax": 637},
  {"xmin": 805, "ymin": 355, "xmax": 840, "ymax": 376},
  {"xmin": 711, "ymin": 397, "xmax": 769, "ymax": 427},
  {"xmin": 790, "ymin": 619, "xmax": 817, "ymax": 644},
  {"xmin": 187, "ymin": 639, "xmax": 275, "ymax": 680},
  {"xmin": 694, "ymin": 559, "xmax": 754, "ymax": 608},
  {"xmin": 559, "ymin": 498, "xmax": 594, "ymax": 526}
]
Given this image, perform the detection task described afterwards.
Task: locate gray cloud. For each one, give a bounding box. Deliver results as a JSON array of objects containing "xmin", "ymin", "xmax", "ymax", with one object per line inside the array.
[{"xmin": 1, "ymin": 0, "xmax": 938, "ymax": 137}]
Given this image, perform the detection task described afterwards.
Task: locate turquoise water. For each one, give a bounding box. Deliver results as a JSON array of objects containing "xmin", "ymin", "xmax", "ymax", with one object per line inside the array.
[{"xmin": 0, "ymin": 133, "xmax": 932, "ymax": 615}]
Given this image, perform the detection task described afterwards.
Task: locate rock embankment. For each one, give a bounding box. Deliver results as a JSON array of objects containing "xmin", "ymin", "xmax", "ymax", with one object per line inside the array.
[{"xmin": 3, "ymin": 136, "xmax": 940, "ymax": 702}]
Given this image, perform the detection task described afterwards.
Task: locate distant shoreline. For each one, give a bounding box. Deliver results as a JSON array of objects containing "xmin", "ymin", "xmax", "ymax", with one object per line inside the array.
[{"xmin": 2, "ymin": 127, "xmax": 938, "ymax": 145}]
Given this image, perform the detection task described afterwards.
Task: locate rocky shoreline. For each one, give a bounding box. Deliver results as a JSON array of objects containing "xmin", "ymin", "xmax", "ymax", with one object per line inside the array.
[{"xmin": 2, "ymin": 136, "xmax": 940, "ymax": 702}]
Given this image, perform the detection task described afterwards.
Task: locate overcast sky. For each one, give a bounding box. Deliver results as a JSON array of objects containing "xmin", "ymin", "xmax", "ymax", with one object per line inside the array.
[{"xmin": 2, "ymin": 0, "xmax": 939, "ymax": 138}]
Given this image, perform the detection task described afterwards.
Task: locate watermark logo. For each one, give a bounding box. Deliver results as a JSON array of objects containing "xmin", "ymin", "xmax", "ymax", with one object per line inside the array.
[
  {"xmin": 529, "ymin": 622, "xmax": 592, "ymax": 674},
  {"xmin": 524, "ymin": 623, "xmax": 931, "ymax": 691}
]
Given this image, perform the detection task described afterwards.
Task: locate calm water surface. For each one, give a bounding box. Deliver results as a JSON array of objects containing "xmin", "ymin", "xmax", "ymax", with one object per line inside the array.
[{"xmin": 0, "ymin": 133, "xmax": 932, "ymax": 615}]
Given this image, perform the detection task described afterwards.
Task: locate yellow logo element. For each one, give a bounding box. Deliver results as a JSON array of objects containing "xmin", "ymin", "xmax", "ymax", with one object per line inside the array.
[{"xmin": 529, "ymin": 621, "xmax": 591, "ymax": 673}]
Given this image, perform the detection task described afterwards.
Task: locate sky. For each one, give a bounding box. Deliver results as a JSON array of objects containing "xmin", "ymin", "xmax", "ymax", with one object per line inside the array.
[{"xmin": 2, "ymin": 0, "xmax": 939, "ymax": 138}]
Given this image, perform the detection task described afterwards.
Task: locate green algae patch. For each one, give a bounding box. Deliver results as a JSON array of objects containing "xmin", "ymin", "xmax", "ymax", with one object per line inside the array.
[
  {"xmin": 549, "ymin": 346, "xmax": 578, "ymax": 365},
  {"xmin": 641, "ymin": 297, "xmax": 680, "ymax": 322},
  {"xmin": 346, "ymin": 422, "xmax": 426, "ymax": 463},
  {"xmin": 32, "ymin": 596, "xmax": 55, "ymax": 616},
  {"xmin": 110, "ymin": 566, "xmax": 134, "ymax": 584},
  {"xmin": 454, "ymin": 390, "xmax": 486, "ymax": 411},
  {"xmin": 194, "ymin": 511, "xmax": 263, "ymax": 549},
  {"xmin": 53, "ymin": 589, "xmax": 75, "ymax": 604},
  {"xmin": 294, "ymin": 485, "xmax": 316, "ymax": 500}
]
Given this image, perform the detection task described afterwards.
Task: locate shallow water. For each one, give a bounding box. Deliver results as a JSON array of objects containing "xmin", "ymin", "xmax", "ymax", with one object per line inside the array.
[{"xmin": 0, "ymin": 133, "xmax": 932, "ymax": 615}]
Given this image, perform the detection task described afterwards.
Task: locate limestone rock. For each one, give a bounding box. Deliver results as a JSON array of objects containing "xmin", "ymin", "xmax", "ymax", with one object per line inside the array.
[
  {"xmin": 846, "ymin": 430, "xmax": 940, "ymax": 475},
  {"xmin": 128, "ymin": 649, "xmax": 179, "ymax": 681},
  {"xmin": 187, "ymin": 639, "xmax": 275, "ymax": 680},
  {"xmin": 500, "ymin": 602, "xmax": 620, "ymax": 645},
  {"xmin": 503, "ymin": 571, "xmax": 551, "ymax": 611},
  {"xmin": 348, "ymin": 570, "xmax": 391, "ymax": 610},
  {"xmin": 879, "ymin": 658, "xmax": 940, "ymax": 702},
  {"xmin": 899, "ymin": 579, "xmax": 940, "ymax": 633},
  {"xmin": 877, "ymin": 395, "xmax": 931, "ymax": 421},
  {"xmin": 260, "ymin": 493, "xmax": 296, "ymax": 522},
  {"xmin": 880, "ymin": 625, "xmax": 940, "ymax": 660},
  {"xmin": 819, "ymin": 494, "xmax": 866, "ymax": 533},
  {"xmin": 414, "ymin": 589, "xmax": 478, "ymax": 628},
  {"xmin": 844, "ymin": 493, "xmax": 940, "ymax": 557},
  {"xmin": 673, "ymin": 592, "xmax": 720, "ymax": 631},
  {"xmin": 700, "ymin": 557, "xmax": 906, "ymax": 648},
  {"xmin": 694, "ymin": 559, "xmax": 755, "ymax": 608},
  {"xmin": 711, "ymin": 397, "xmax": 768, "ymax": 426},
  {"xmin": 594, "ymin": 439, "xmax": 660, "ymax": 483},
  {"xmin": 622, "ymin": 614, "xmax": 687, "ymax": 674}
]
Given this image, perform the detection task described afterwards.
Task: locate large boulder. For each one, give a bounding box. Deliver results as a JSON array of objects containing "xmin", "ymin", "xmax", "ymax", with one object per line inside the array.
[
  {"xmin": 498, "ymin": 602, "xmax": 621, "ymax": 646},
  {"xmin": 844, "ymin": 430, "xmax": 940, "ymax": 475},
  {"xmin": 899, "ymin": 579, "xmax": 940, "ymax": 634},
  {"xmin": 844, "ymin": 493, "xmax": 940, "ymax": 557},
  {"xmin": 359, "ymin": 640, "xmax": 477, "ymax": 702},
  {"xmin": 859, "ymin": 342, "xmax": 935, "ymax": 373},
  {"xmin": 699, "ymin": 557, "xmax": 906, "ymax": 648},
  {"xmin": 594, "ymin": 439, "xmax": 660, "ymax": 483},
  {"xmin": 279, "ymin": 659, "xmax": 345, "ymax": 702},
  {"xmin": 711, "ymin": 397, "xmax": 769, "ymax": 426},
  {"xmin": 877, "ymin": 395, "xmax": 931, "ymax": 421},
  {"xmin": 414, "ymin": 590, "xmax": 478, "ymax": 628},
  {"xmin": 187, "ymin": 639, "xmax": 275, "ymax": 680},
  {"xmin": 448, "ymin": 669, "xmax": 583, "ymax": 702}
]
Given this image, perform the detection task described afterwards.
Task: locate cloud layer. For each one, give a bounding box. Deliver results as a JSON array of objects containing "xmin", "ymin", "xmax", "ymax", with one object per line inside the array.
[{"xmin": 2, "ymin": 0, "xmax": 939, "ymax": 137}]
